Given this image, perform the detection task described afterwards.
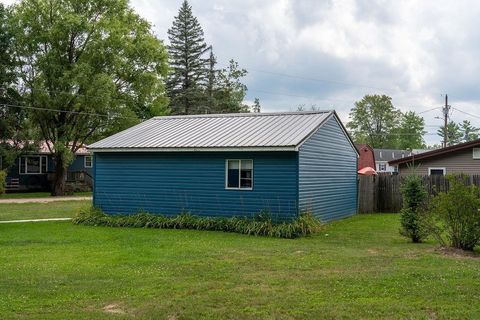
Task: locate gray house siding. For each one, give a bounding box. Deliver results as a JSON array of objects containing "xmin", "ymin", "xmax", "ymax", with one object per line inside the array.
[
  {"xmin": 94, "ymin": 151, "xmax": 299, "ymax": 221},
  {"xmin": 298, "ymin": 116, "xmax": 358, "ymax": 221},
  {"xmin": 398, "ymin": 147, "xmax": 480, "ymax": 175}
]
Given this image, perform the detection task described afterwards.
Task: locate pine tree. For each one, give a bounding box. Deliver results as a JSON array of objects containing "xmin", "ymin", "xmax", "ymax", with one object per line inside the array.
[{"xmin": 167, "ymin": 0, "xmax": 208, "ymax": 115}]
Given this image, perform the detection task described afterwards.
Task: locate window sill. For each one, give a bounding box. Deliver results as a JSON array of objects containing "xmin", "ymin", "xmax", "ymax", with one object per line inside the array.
[{"xmin": 225, "ymin": 187, "xmax": 253, "ymax": 191}]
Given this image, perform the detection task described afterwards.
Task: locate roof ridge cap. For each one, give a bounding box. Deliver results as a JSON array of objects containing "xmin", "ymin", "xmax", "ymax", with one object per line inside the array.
[{"xmin": 152, "ymin": 110, "xmax": 332, "ymax": 120}]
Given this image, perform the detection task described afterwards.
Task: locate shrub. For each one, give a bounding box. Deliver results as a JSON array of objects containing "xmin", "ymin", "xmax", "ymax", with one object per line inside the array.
[
  {"xmin": 72, "ymin": 207, "xmax": 323, "ymax": 239},
  {"xmin": 0, "ymin": 170, "xmax": 6, "ymax": 195},
  {"xmin": 427, "ymin": 174, "xmax": 480, "ymax": 251},
  {"xmin": 399, "ymin": 175, "xmax": 429, "ymax": 243}
]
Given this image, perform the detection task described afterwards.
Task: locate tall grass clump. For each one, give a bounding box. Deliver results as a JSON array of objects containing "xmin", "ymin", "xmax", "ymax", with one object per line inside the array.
[{"xmin": 72, "ymin": 207, "xmax": 323, "ymax": 239}]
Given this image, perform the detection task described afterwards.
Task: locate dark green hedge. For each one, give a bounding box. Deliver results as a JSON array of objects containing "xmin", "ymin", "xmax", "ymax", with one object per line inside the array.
[{"xmin": 72, "ymin": 207, "xmax": 323, "ymax": 239}]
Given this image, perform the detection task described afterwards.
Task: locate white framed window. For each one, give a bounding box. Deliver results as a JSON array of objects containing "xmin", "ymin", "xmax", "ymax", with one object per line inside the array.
[
  {"xmin": 428, "ymin": 167, "xmax": 446, "ymax": 176},
  {"xmin": 19, "ymin": 156, "xmax": 48, "ymax": 175},
  {"xmin": 84, "ymin": 155, "xmax": 93, "ymax": 168},
  {"xmin": 225, "ymin": 159, "xmax": 253, "ymax": 190},
  {"xmin": 378, "ymin": 163, "xmax": 387, "ymax": 171},
  {"xmin": 473, "ymin": 148, "xmax": 480, "ymax": 159}
]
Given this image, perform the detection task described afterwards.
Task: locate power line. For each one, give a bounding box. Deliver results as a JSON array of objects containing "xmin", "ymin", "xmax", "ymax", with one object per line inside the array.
[
  {"xmin": 452, "ymin": 107, "xmax": 480, "ymax": 120},
  {"xmin": 249, "ymin": 68, "xmax": 393, "ymax": 92},
  {"xmin": 1, "ymin": 103, "xmax": 112, "ymax": 118}
]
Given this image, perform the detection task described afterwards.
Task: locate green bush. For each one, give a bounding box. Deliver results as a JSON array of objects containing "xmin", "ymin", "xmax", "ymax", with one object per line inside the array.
[
  {"xmin": 427, "ymin": 174, "xmax": 480, "ymax": 251},
  {"xmin": 72, "ymin": 207, "xmax": 323, "ymax": 239},
  {"xmin": 399, "ymin": 175, "xmax": 429, "ymax": 243},
  {"xmin": 0, "ymin": 170, "xmax": 6, "ymax": 195}
]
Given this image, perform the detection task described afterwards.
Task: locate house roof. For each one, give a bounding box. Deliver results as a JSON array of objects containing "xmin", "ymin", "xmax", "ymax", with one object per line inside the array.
[
  {"xmin": 3, "ymin": 140, "xmax": 89, "ymax": 155},
  {"xmin": 374, "ymin": 148, "xmax": 413, "ymax": 162},
  {"xmin": 89, "ymin": 110, "xmax": 356, "ymax": 152},
  {"xmin": 389, "ymin": 139, "xmax": 480, "ymax": 165}
]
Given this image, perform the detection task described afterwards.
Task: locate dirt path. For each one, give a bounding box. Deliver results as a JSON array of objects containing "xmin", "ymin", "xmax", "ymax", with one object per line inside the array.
[{"xmin": 0, "ymin": 196, "xmax": 91, "ymax": 204}]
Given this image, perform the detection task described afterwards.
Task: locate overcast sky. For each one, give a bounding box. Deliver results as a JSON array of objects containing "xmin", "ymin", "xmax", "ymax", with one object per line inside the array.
[{"xmin": 3, "ymin": 0, "xmax": 480, "ymax": 145}]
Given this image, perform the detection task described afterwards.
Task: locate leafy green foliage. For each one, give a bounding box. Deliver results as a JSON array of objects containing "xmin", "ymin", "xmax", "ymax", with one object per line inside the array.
[
  {"xmin": 9, "ymin": 0, "xmax": 169, "ymax": 195},
  {"xmin": 437, "ymin": 121, "xmax": 463, "ymax": 146},
  {"xmin": 211, "ymin": 59, "xmax": 249, "ymax": 113},
  {"xmin": 347, "ymin": 95, "xmax": 426, "ymax": 149},
  {"xmin": 0, "ymin": 4, "xmax": 29, "ymax": 170},
  {"xmin": 399, "ymin": 175, "xmax": 429, "ymax": 243},
  {"xmin": 438, "ymin": 120, "xmax": 479, "ymax": 146},
  {"xmin": 0, "ymin": 170, "xmax": 6, "ymax": 194},
  {"xmin": 395, "ymin": 111, "xmax": 426, "ymax": 149},
  {"xmin": 460, "ymin": 120, "xmax": 480, "ymax": 142},
  {"xmin": 427, "ymin": 174, "xmax": 480, "ymax": 251},
  {"xmin": 73, "ymin": 207, "xmax": 323, "ymax": 239}
]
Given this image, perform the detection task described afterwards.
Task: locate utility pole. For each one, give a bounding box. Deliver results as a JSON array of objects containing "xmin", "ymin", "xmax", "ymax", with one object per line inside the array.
[{"xmin": 443, "ymin": 94, "xmax": 450, "ymax": 148}]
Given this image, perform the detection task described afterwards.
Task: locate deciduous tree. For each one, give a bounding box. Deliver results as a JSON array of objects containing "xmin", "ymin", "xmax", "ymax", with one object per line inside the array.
[
  {"xmin": 10, "ymin": 0, "xmax": 169, "ymax": 195},
  {"xmin": 347, "ymin": 95, "xmax": 400, "ymax": 148}
]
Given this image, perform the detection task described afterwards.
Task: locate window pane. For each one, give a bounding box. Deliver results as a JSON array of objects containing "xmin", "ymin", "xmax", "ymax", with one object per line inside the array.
[
  {"xmin": 241, "ymin": 160, "xmax": 252, "ymax": 170},
  {"xmin": 41, "ymin": 156, "xmax": 47, "ymax": 173},
  {"xmin": 227, "ymin": 160, "xmax": 240, "ymax": 188},
  {"xmin": 85, "ymin": 156, "xmax": 92, "ymax": 168},
  {"xmin": 228, "ymin": 160, "xmax": 239, "ymax": 170},
  {"xmin": 20, "ymin": 157, "xmax": 26, "ymax": 174},
  {"xmin": 26, "ymin": 157, "xmax": 40, "ymax": 174},
  {"xmin": 240, "ymin": 178, "xmax": 252, "ymax": 188},
  {"xmin": 430, "ymin": 169, "xmax": 444, "ymax": 176},
  {"xmin": 240, "ymin": 160, "xmax": 252, "ymax": 188}
]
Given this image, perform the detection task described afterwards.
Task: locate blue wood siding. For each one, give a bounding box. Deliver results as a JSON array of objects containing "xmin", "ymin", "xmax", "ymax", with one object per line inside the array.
[
  {"xmin": 94, "ymin": 152, "xmax": 299, "ymax": 220},
  {"xmin": 298, "ymin": 115, "xmax": 358, "ymax": 221}
]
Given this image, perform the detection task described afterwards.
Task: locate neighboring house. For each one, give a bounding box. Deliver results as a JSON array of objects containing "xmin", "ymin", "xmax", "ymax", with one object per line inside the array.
[
  {"xmin": 374, "ymin": 149, "xmax": 414, "ymax": 174},
  {"xmin": 89, "ymin": 111, "xmax": 359, "ymax": 222},
  {"xmin": 389, "ymin": 139, "xmax": 480, "ymax": 176},
  {"xmin": 356, "ymin": 144, "xmax": 375, "ymax": 171},
  {"xmin": 1, "ymin": 141, "xmax": 93, "ymax": 191}
]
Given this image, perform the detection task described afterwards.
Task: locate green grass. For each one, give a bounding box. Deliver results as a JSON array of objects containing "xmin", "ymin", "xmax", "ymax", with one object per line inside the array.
[
  {"xmin": 0, "ymin": 191, "xmax": 92, "ymax": 199},
  {"xmin": 0, "ymin": 201, "xmax": 90, "ymax": 221},
  {"xmin": 1, "ymin": 214, "xmax": 479, "ymax": 319}
]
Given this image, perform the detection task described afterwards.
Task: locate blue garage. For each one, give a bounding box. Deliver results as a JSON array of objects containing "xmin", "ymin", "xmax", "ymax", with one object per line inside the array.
[{"xmin": 89, "ymin": 111, "xmax": 358, "ymax": 222}]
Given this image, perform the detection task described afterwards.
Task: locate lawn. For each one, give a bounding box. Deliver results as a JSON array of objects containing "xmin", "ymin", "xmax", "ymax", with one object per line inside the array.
[
  {"xmin": 1, "ymin": 214, "xmax": 479, "ymax": 319},
  {"xmin": 0, "ymin": 191, "xmax": 92, "ymax": 199},
  {"xmin": 0, "ymin": 200, "xmax": 90, "ymax": 221}
]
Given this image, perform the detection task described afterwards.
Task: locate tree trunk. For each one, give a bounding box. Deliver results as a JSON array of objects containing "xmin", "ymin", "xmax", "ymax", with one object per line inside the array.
[{"xmin": 51, "ymin": 155, "xmax": 67, "ymax": 196}]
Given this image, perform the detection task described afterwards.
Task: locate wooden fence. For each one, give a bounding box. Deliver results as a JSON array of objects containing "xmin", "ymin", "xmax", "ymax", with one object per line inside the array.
[{"xmin": 358, "ymin": 174, "xmax": 480, "ymax": 213}]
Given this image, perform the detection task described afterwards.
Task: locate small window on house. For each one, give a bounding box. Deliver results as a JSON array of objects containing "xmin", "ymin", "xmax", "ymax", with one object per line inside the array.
[
  {"xmin": 428, "ymin": 168, "xmax": 445, "ymax": 176},
  {"xmin": 473, "ymin": 148, "xmax": 480, "ymax": 159},
  {"xmin": 19, "ymin": 156, "xmax": 48, "ymax": 174},
  {"xmin": 379, "ymin": 163, "xmax": 386, "ymax": 171},
  {"xmin": 226, "ymin": 160, "xmax": 253, "ymax": 190},
  {"xmin": 84, "ymin": 155, "xmax": 93, "ymax": 168}
]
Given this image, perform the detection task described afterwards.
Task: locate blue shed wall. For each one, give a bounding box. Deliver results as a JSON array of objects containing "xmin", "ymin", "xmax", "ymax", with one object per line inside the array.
[
  {"xmin": 298, "ymin": 115, "xmax": 358, "ymax": 221},
  {"xmin": 93, "ymin": 152, "xmax": 299, "ymax": 220}
]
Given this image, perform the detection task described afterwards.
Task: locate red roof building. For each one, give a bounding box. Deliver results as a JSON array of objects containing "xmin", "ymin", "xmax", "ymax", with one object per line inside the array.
[{"xmin": 356, "ymin": 144, "xmax": 375, "ymax": 171}]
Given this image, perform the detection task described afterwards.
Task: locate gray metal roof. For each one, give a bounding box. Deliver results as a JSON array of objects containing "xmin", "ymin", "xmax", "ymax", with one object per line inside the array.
[
  {"xmin": 374, "ymin": 148, "xmax": 413, "ymax": 162},
  {"xmin": 89, "ymin": 111, "xmax": 336, "ymax": 152}
]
